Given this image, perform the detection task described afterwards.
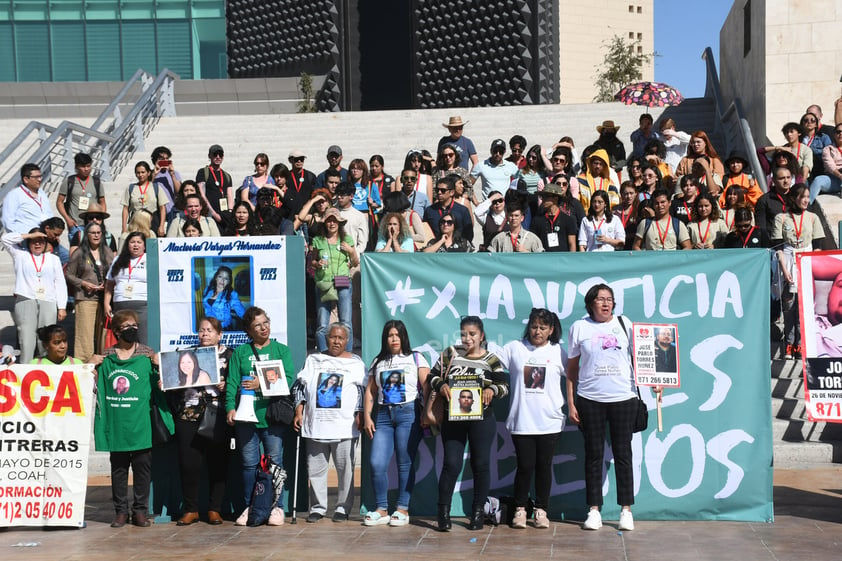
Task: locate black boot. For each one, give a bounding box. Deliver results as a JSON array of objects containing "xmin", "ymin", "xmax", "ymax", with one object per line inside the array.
[
  {"xmin": 468, "ymin": 507, "xmax": 484, "ymax": 530},
  {"xmin": 437, "ymin": 504, "xmax": 451, "ymax": 531}
]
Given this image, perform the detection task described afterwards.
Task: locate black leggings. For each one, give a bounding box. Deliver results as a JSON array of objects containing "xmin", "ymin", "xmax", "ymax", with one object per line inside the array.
[
  {"xmin": 512, "ymin": 432, "xmax": 561, "ymax": 509},
  {"xmin": 174, "ymin": 418, "xmax": 230, "ymax": 513},
  {"xmin": 437, "ymin": 412, "xmax": 496, "ymax": 512}
]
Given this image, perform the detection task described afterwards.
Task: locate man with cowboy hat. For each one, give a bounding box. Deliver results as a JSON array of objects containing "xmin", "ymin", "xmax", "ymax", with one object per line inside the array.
[
  {"xmin": 593, "ymin": 120, "xmax": 627, "ymax": 173},
  {"xmin": 438, "ymin": 116, "xmax": 479, "ymax": 171},
  {"xmin": 69, "ymin": 202, "xmax": 117, "ymax": 254}
]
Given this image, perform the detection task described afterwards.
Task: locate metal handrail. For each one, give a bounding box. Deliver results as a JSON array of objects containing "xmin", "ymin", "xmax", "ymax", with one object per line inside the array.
[
  {"xmin": 702, "ymin": 47, "xmax": 768, "ymax": 193},
  {"xmin": 0, "ymin": 68, "xmax": 177, "ymax": 230}
]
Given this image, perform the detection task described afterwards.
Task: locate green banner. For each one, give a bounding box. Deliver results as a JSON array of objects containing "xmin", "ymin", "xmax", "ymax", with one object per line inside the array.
[{"xmin": 361, "ymin": 249, "xmax": 772, "ymax": 522}]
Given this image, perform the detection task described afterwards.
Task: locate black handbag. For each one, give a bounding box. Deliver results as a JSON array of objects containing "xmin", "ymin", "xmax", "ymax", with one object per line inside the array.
[
  {"xmin": 197, "ymin": 398, "xmax": 221, "ymax": 440},
  {"xmin": 151, "ymin": 402, "xmax": 173, "ymax": 446},
  {"xmin": 633, "ymin": 388, "xmax": 649, "ymax": 433},
  {"xmin": 265, "ymin": 395, "xmax": 296, "ymax": 426}
]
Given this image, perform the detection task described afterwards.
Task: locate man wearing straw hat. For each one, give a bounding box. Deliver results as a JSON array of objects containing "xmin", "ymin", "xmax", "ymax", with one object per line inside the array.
[{"xmin": 437, "ymin": 116, "xmax": 479, "ymax": 171}]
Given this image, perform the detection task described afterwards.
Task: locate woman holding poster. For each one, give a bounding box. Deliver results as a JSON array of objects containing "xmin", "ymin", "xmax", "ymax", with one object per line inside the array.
[
  {"xmin": 104, "ymin": 232, "xmax": 149, "ymax": 344},
  {"xmin": 170, "ymin": 317, "xmax": 232, "ymax": 526},
  {"xmin": 362, "ymin": 320, "xmax": 430, "ymax": 527},
  {"xmin": 428, "ymin": 316, "xmax": 508, "ymax": 532},
  {"xmin": 500, "ymin": 308, "xmax": 566, "ymax": 529},
  {"xmin": 566, "ymin": 283, "xmax": 658, "ymax": 532},
  {"xmin": 225, "ymin": 307, "xmax": 295, "ymax": 527}
]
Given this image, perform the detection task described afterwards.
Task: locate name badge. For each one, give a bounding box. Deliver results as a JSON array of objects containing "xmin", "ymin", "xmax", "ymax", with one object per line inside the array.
[
  {"xmin": 546, "ymin": 233, "xmax": 559, "ymax": 247},
  {"xmin": 78, "ymin": 197, "xmax": 90, "ymax": 211},
  {"xmin": 219, "ymin": 199, "xmax": 229, "ymax": 212},
  {"xmin": 123, "ymin": 283, "xmax": 135, "ymax": 296},
  {"xmin": 35, "ymin": 285, "xmax": 47, "ymax": 300}
]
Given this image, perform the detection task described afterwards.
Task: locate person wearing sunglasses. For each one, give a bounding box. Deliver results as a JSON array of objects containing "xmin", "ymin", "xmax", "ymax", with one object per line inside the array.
[
  {"xmin": 422, "ymin": 212, "xmax": 473, "ymax": 253},
  {"xmin": 810, "ymin": 125, "xmax": 842, "ymax": 199},
  {"xmin": 3, "ymin": 163, "xmax": 53, "ymax": 234},
  {"xmin": 315, "ymin": 145, "xmax": 348, "ymax": 189},
  {"xmin": 399, "ymin": 167, "xmax": 431, "ymax": 217},
  {"xmin": 196, "ymin": 144, "xmax": 234, "ymax": 229},
  {"xmin": 437, "ymin": 115, "xmax": 479, "ymax": 172},
  {"xmin": 239, "ymin": 153, "xmax": 276, "ymax": 210},
  {"xmin": 285, "ymin": 149, "xmax": 317, "ymax": 216},
  {"xmin": 800, "ymin": 112, "xmax": 832, "ymax": 180},
  {"xmin": 531, "ymin": 180, "xmax": 578, "ymax": 252},
  {"xmin": 423, "ymin": 176, "xmax": 473, "ymax": 241},
  {"xmin": 723, "ymin": 207, "xmax": 770, "ymax": 249},
  {"xmin": 474, "ymin": 190, "xmax": 507, "ymax": 251},
  {"xmin": 469, "ymin": 139, "xmax": 518, "ymax": 199}
]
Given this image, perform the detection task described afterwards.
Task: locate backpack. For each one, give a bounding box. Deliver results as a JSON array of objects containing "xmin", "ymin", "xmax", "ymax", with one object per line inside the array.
[
  {"xmin": 128, "ymin": 180, "xmax": 162, "ymax": 206},
  {"xmin": 64, "ymin": 175, "xmax": 103, "ymax": 212}
]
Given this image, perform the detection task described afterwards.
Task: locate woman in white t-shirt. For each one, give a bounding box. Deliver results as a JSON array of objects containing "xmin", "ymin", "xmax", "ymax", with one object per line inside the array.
[
  {"xmin": 104, "ymin": 232, "xmax": 149, "ymax": 344},
  {"xmin": 500, "ymin": 308, "xmax": 566, "ymax": 530},
  {"xmin": 362, "ymin": 320, "xmax": 429, "ymax": 527},
  {"xmin": 578, "ymin": 190, "xmax": 626, "ymax": 251},
  {"xmin": 566, "ymin": 283, "xmax": 659, "ymax": 532}
]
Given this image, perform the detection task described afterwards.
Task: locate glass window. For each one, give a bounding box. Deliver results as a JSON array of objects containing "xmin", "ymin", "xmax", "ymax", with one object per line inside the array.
[
  {"xmin": 87, "ymin": 21, "xmax": 122, "ymax": 80},
  {"xmin": 16, "ymin": 21, "xmax": 51, "ymax": 80},
  {"xmin": 51, "ymin": 21, "xmax": 87, "ymax": 81},
  {"xmin": 0, "ymin": 23, "xmax": 15, "ymax": 81},
  {"xmin": 156, "ymin": 20, "xmax": 192, "ymax": 77}
]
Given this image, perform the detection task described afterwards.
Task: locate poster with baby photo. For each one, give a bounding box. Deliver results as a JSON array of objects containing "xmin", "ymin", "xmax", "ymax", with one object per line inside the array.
[
  {"xmin": 160, "ymin": 347, "xmax": 220, "ymax": 390},
  {"xmin": 797, "ymin": 251, "xmax": 842, "ymax": 423},
  {"xmin": 256, "ymin": 360, "xmax": 289, "ymax": 396}
]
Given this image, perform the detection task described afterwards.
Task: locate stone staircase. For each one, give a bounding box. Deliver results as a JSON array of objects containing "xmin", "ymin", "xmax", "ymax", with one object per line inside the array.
[{"xmin": 771, "ymin": 341, "xmax": 842, "ymax": 466}]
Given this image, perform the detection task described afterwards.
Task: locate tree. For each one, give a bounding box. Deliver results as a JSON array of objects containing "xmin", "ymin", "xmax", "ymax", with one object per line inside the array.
[
  {"xmin": 297, "ymin": 72, "xmax": 316, "ymax": 113},
  {"xmin": 592, "ymin": 35, "xmax": 653, "ymax": 103}
]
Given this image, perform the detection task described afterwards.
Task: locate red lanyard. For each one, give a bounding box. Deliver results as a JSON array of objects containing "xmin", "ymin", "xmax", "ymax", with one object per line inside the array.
[
  {"xmin": 724, "ymin": 209, "xmax": 733, "ymax": 230},
  {"xmin": 697, "ymin": 218, "xmax": 712, "ymax": 244},
  {"xmin": 127, "ymin": 254, "xmax": 144, "ymax": 281},
  {"xmin": 593, "ymin": 217, "xmax": 605, "ymax": 232},
  {"xmin": 740, "ymin": 226, "xmax": 756, "ymax": 248},
  {"xmin": 795, "ymin": 143, "xmax": 801, "ymax": 161},
  {"xmin": 209, "ymin": 168, "xmax": 225, "ymax": 196},
  {"xmin": 30, "ymin": 252, "xmax": 45, "ymax": 275},
  {"xmin": 370, "ymin": 178, "xmax": 384, "ymax": 198},
  {"xmin": 655, "ymin": 217, "xmax": 671, "ymax": 248},
  {"xmin": 509, "ymin": 232, "xmax": 519, "ymax": 249},
  {"xmin": 727, "ymin": 174, "xmax": 747, "ymax": 189},
  {"xmin": 683, "ymin": 201, "xmax": 691, "ymax": 218},
  {"xmin": 774, "ymin": 192, "xmax": 786, "ymax": 212},
  {"xmin": 547, "ymin": 209, "xmax": 561, "ymax": 230},
  {"xmin": 790, "ymin": 212, "xmax": 805, "ymax": 241},
  {"xmin": 20, "ymin": 186, "xmax": 42, "ymax": 210},
  {"xmin": 437, "ymin": 201, "xmax": 454, "ymax": 218},
  {"xmin": 806, "ymin": 134, "xmax": 815, "ymax": 147},
  {"xmin": 290, "ymin": 172, "xmax": 304, "ymax": 193},
  {"xmin": 137, "ymin": 181, "xmax": 149, "ymax": 201},
  {"xmin": 78, "ymin": 175, "xmax": 90, "ymax": 194},
  {"xmin": 619, "ymin": 207, "xmax": 631, "ymax": 228}
]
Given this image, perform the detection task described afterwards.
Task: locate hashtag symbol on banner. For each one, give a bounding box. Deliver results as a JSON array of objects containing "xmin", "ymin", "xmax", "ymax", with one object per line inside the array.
[{"xmin": 384, "ymin": 276, "xmax": 425, "ymax": 315}]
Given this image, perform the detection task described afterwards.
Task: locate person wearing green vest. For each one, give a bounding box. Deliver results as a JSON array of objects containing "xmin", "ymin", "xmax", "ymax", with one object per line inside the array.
[
  {"xmin": 92, "ymin": 309, "xmax": 168, "ymax": 528},
  {"xmin": 225, "ymin": 306, "xmax": 295, "ymax": 526}
]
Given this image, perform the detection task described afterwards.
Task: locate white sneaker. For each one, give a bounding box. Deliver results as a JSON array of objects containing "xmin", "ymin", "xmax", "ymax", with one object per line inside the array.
[
  {"xmin": 618, "ymin": 510, "xmax": 634, "ymax": 531},
  {"xmin": 533, "ymin": 508, "xmax": 550, "ymax": 529},
  {"xmin": 511, "ymin": 507, "xmax": 527, "ymax": 529},
  {"xmin": 582, "ymin": 509, "xmax": 602, "ymax": 530},
  {"xmin": 268, "ymin": 507, "xmax": 285, "ymax": 526},
  {"xmin": 235, "ymin": 507, "xmax": 249, "ymax": 526}
]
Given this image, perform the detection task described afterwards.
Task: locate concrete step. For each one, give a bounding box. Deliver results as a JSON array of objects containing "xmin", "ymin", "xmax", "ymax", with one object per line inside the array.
[{"xmin": 774, "ymin": 440, "xmax": 840, "ymax": 467}]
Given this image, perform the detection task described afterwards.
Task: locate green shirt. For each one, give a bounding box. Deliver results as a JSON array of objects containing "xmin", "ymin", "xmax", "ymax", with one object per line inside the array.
[
  {"xmin": 225, "ymin": 340, "xmax": 295, "ymax": 428},
  {"xmin": 94, "ymin": 354, "xmax": 154, "ymax": 452},
  {"xmin": 312, "ymin": 234, "xmax": 353, "ymax": 283}
]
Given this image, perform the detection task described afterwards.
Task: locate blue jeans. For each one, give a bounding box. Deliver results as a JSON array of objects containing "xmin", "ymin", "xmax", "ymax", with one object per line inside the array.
[
  {"xmin": 369, "ymin": 401, "xmax": 423, "ymax": 511},
  {"xmin": 809, "ymin": 174, "xmax": 842, "ymax": 202},
  {"xmin": 234, "ymin": 423, "xmax": 286, "ymax": 507},
  {"xmin": 315, "ymin": 285, "xmax": 353, "ymax": 352}
]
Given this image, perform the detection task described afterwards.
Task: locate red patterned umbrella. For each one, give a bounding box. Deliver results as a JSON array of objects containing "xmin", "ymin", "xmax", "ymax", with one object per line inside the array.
[{"xmin": 615, "ymin": 81, "xmax": 684, "ymax": 109}]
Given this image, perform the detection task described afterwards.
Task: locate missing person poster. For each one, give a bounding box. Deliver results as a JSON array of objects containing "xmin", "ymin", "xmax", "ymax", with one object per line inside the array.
[
  {"xmin": 448, "ymin": 373, "xmax": 482, "ymax": 421},
  {"xmin": 159, "ymin": 347, "xmax": 220, "ymax": 391},
  {"xmin": 797, "ymin": 251, "xmax": 842, "ymax": 422},
  {"xmin": 256, "ymin": 360, "xmax": 290, "ymax": 396},
  {"xmin": 0, "ymin": 364, "xmax": 95, "ymax": 527},
  {"xmin": 151, "ymin": 236, "xmax": 289, "ymax": 351},
  {"xmin": 632, "ymin": 323, "xmax": 681, "ymax": 387}
]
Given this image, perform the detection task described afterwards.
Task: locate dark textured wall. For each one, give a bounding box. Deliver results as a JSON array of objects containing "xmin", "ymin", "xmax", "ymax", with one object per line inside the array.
[{"xmin": 226, "ymin": 0, "xmax": 557, "ymax": 111}]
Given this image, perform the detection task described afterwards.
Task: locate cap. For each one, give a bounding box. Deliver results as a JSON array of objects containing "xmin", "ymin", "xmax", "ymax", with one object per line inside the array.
[
  {"xmin": 288, "ymin": 149, "xmax": 306, "ymax": 159},
  {"xmin": 491, "ymin": 139, "xmax": 506, "ymax": 152},
  {"xmin": 326, "ymin": 145, "xmax": 342, "ymax": 156},
  {"xmin": 322, "ymin": 207, "xmax": 347, "ymax": 224},
  {"xmin": 208, "ymin": 144, "xmax": 224, "ymax": 155}
]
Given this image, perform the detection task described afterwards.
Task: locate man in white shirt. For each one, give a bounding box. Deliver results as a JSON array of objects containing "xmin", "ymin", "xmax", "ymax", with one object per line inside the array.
[
  {"xmin": 3, "ymin": 163, "xmax": 53, "ymax": 234},
  {"xmin": 469, "ymin": 139, "xmax": 518, "ymax": 199}
]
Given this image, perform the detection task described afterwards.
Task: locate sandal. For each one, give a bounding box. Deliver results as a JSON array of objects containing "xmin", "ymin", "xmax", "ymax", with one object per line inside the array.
[
  {"xmin": 363, "ymin": 510, "xmax": 390, "ymax": 526},
  {"xmin": 389, "ymin": 511, "xmax": 410, "ymax": 527}
]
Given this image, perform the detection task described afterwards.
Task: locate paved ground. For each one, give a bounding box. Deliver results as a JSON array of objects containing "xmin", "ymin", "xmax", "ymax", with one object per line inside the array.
[{"xmin": 1, "ymin": 466, "xmax": 840, "ymax": 561}]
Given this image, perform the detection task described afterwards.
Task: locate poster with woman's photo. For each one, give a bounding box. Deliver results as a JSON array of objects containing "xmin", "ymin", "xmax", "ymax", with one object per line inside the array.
[
  {"xmin": 380, "ymin": 369, "xmax": 406, "ymax": 404},
  {"xmin": 632, "ymin": 323, "xmax": 681, "ymax": 387},
  {"xmin": 316, "ymin": 372, "xmax": 343, "ymax": 408},
  {"xmin": 194, "ymin": 257, "xmax": 252, "ymax": 332},
  {"xmin": 256, "ymin": 360, "xmax": 289, "ymax": 396},
  {"xmin": 159, "ymin": 346, "xmax": 220, "ymax": 390},
  {"xmin": 523, "ymin": 365, "xmax": 546, "ymax": 390},
  {"xmin": 448, "ymin": 373, "xmax": 482, "ymax": 421},
  {"xmin": 797, "ymin": 251, "xmax": 842, "ymax": 422}
]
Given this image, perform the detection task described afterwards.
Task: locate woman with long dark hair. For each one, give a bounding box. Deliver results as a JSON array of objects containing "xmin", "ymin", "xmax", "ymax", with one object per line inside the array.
[
  {"xmin": 362, "ymin": 320, "xmax": 429, "ymax": 527},
  {"xmin": 121, "ymin": 161, "xmax": 167, "ymax": 237},
  {"xmin": 500, "ymin": 308, "xmax": 565, "ymax": 529},
  {"xmin": 176, "ymin": 350, "xmax": 212, "ymax": 387},
  {"xmin": 105, "ymin": 231, "xmax": 148, "ymax": 344},
  {"xmin": 65, "ymin": 221, "xmax": 114, "ymax": 360},
  {"xmin": 614, "ymin": 181, "xmax": 639, "ymax": 250},
  {"xmin": 404, "ymin": 149, "xmax": 434, "ymax": 200},
  {"xmin": 688, "ymin": 192, "xmax": 729, "ymax": 249},
  {"xmin": 517, "ymin": 145, "xmax": 550, "ymax": 194},
  {"xmin": 202, "ymin": 266, "xmax": 247, "ymax": 330},
  {"xmin": 675, "ymin": 130, "xmax": 724, "ymax": 179},
  {"xmin": 578, "ymin": 190, "xmax": 625, "ymax": 251},
  {"xmin": 223, "ymin": 201, "xmax": 257, "ymax": 237},
  {"xmin": 430, "ymin": 315, "xmax": 507, "ymax": 531}
]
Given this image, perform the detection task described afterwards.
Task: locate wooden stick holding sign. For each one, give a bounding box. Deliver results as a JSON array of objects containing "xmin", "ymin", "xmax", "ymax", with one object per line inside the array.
[{"xmin": 631, "ymin": 322, "xmax": 681, "ymax": 431}]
